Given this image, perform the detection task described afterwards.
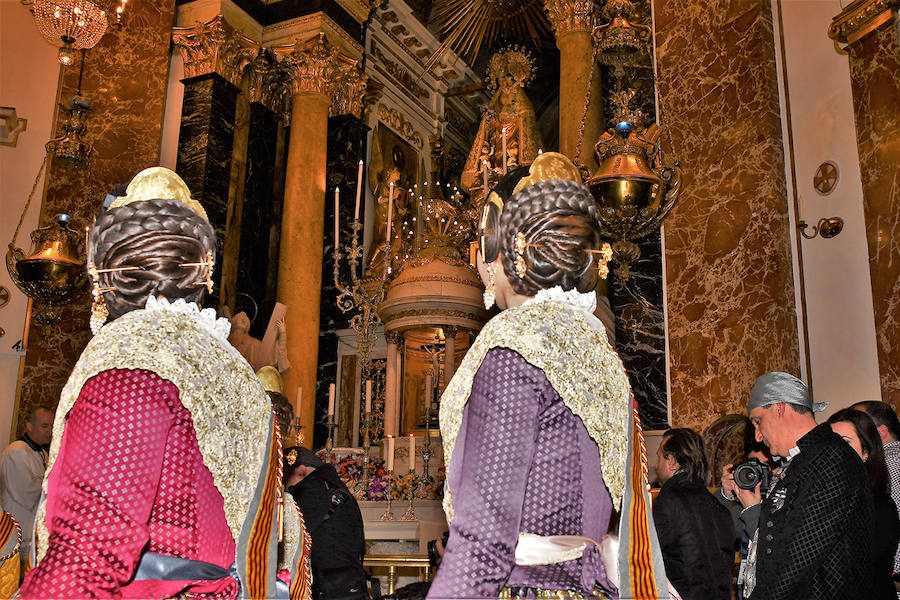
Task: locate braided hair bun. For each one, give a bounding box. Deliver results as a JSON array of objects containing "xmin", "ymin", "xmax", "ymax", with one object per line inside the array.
[
  {"xmin": 498, "ymin": 178, "xmax": 602, "ymax": 296},
  {"xmin": 87, "ymin": 198, "xmax": 216, "ymax": 319}
]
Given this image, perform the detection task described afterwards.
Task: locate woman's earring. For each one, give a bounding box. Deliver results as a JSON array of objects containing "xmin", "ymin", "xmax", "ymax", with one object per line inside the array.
[
  {"xmin": 88, "ymin": 262, "xmax": 109, "ymax": 335},
  {"xmin": 483, "ymin": 263, "xmax": 495, "ymax": 310}
]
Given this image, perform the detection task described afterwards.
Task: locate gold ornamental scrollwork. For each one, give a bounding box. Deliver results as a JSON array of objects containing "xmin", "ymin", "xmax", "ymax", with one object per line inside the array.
[
  {"xmin": 363, "ymin": 81, "xmax": 385, "ymax": 122},
  {"xmin": 543, "ymin": 0, "xmax": 598, "ymax": 36},
  {"xmin": 377, "ymin": 104, "xmax": 424, "ymax": 149},
  {"xmin": 172, "ymin": 15, "xmax": 258, "ymax": 88},
  {"xmin": 829, "ymin": 0, "xmax": 899, "ymax": 45},
  {"xmin": 374, "ymin": 47, "xmax": 429, "ymax": 100}
]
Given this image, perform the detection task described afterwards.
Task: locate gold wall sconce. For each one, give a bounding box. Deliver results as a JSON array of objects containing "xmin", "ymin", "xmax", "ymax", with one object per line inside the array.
[{"xmin": 798, "ymin": 216, "xmax": 844, "ymax": 239}]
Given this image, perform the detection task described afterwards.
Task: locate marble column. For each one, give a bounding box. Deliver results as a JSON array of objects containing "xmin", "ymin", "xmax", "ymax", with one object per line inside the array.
[
  {"xmin": 829, "ymin": 4, "xmax": 900, "ymax": 406},
  {"xmin": 172, "ymin": 15, "xmax": 256, "ymax": 303},
  {"xmin": 544, "ymin": 0, "xmax": 603, "ymax": 170},
  {"xmin": 237, "ymin": 53, "xmax": 284, "ymax": 311},
  {"xmin": 17, "ymin": 0, "xmax": 176, "ymax": 433},
  {"xmin": 385, "ymin": 330, "xmax": 401, "ymax": 437},
  {"xmin": 443, "ymin": 326, "xmax": 458, "ymax": 381},
  {"xmin": 276, "ymin": 34, "xmax": 365, "ymax": 446},
  {"xmin": 654, "ymin": 0, "xmax": 800, "ymax": 430},
  {"xmin": 220, "ymin": 86, "xmax": 250, "ymax": 311}
]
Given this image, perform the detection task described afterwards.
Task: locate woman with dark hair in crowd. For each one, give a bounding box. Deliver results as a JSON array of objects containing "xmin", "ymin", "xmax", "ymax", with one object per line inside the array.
[
  {"xmin": 654, "ymin": 428, "xmax": 736, "ymax": 600},
  {"xmin": 428, "ymin": 153, "xmax": 668, "ymax": 599},
  {"xmin": 827, "ymin": 408, "xmax": 899, "ymax": 599},
  {"xmin": 18, "ymin": 168, "xmax": 311, "ymax": 599}
]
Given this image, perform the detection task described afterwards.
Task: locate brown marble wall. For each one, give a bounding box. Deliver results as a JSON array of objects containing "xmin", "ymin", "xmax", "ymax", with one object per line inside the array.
[
  {"xmin": 654, "ymin": 0, "xmax": 801, "ymax": 431},
  {"xmin": 847, "ymin": 20, "xmax": 900, "ymax": 408},
  {"xmin": 16, "ymin": 0, "xmax": 175, "ymax": 434}
]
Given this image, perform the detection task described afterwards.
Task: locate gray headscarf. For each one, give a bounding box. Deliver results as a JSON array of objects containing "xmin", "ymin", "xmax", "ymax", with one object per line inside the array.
[{"xmin": 748, "ymin": 371, "xmax": 828, "ymax": 413}]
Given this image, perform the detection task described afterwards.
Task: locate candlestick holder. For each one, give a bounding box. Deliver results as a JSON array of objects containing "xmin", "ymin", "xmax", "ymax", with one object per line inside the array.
[
  {"xmin": 354, "ymin": 411, "xmax": 373, "ymax": 500},
  {"xmin": 400, "ymin": 469, "xmax": 417, "ymax": 521},
  {"xmin": 333, "ymin": 217, "xmax": 394, "ymax": 424},
  {"xmin": 380, "ymin": 470, "xmax": 395, "ymax": 521},
  {"xmin": 324, "ymin": 415, "xmax": 336, "ymax": 465}
]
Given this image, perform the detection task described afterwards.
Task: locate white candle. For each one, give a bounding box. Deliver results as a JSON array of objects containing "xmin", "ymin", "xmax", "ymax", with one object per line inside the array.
[
  {"xmin": 424, "ymin": 373, "xmax": 432, "ymax": 408},
  {"xmin": 365, "ymin": 380, "xmax": 372, "ymax": 413},
  {"xmin": 482, "ymin": 159, "xmax": 489, "ymax": 191},
  {"xmin": 408, "ymin": 433, "xmax": 415, "ymax": 471},
  {"xmin": 297, "ymin": 386, "xmax": 301, "ymax": 410},
  {"xmin": 502, "ymin": 127, "xmax": 508, "ymax": 174},
  {"xmin": 385, "ymin": 435, "xmax": 394, "ymax": 471},
  {"xmin": 538, "ymin": 148, "xmax": 543, "ymax": 155},
  {"xmin": 386, "ymin": 182, "xmax": 394, "ymax": 243},
  {"xmin": 327, "ymin": 382, "xmax": 335, "ymax": 416},
  {"xmin": 334, "ymin": 188, "xmax": 340, "ymax": 250},
  {"xmin": 354, "ymin": 160, "xmax": 363, "ymax": 221}
]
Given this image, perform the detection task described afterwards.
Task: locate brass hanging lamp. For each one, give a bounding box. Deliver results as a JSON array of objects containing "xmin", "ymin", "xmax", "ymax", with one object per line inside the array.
[{"xmin": 586, "ymin": 89, "xmax": 682, "ymax": 280}]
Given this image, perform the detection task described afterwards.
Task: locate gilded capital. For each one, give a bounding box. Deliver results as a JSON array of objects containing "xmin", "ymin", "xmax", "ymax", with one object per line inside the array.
[
  {"xmin": 829, "ymin": 0, "xmax": 899, "ymax": 45},
  {"xmin": 386, "ymin": 329, "xmax": 402, "ymax": 345},
  {"xmin": 544, "ymin": 0, "xmax": 597, "ymax": 36},
  {"xmin": 330, "ymin": 65, "xmax": 367, "ymax": 117},
  {"xmin": 276, "ymin": 33, "xmax": 346, "ymax": 97},
  {"xmin": 246, "ymin": 50, "xmax": 290, "ymax": 113},
  {"xmin": 172, "ymin": 15, "xmax": 258, "ymax": 88}
]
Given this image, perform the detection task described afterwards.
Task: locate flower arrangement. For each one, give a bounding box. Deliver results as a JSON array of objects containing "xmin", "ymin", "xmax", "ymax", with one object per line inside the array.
[{"xmin": 325, "ymin": 454, "xmax": 445, "ymax": 501}]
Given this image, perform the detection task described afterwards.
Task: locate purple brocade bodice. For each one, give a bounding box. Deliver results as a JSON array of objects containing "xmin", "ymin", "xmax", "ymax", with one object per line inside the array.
[{"xmin": 428, "ymin": 348, "xmax": 614, "ymax": 599}]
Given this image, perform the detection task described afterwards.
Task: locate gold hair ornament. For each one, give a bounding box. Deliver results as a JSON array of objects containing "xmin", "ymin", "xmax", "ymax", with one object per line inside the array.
[
  {"xmin": 514, "ymin": 232, "xmax": 528, "ymax": 278},
  {"xmin": 182, "ymin": 250, "xmax": 214, "ymax": 293},
  {"xmin": 483, "ymin": 263, "xmax": 496, "ymax": 310},
  {"xmin": 87, "ymin": 261, "xmax": 110, "ymax": 335},
  {"xmin": 108, "ymin": 167, "xmax": 209, "ymax": 222},
  {"xmin": 586, "ymin": 243, "xmax": 614, "ymax": 279}
]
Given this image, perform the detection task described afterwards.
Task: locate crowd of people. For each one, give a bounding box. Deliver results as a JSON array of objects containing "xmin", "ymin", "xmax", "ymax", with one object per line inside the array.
[{"xmin": 1, "ymin": 158, "xmax": 899, "ymax": 600}]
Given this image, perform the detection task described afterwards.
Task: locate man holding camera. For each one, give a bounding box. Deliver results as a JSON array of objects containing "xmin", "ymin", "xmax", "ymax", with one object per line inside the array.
[{"xmin": 740, "ymin": 371, "xmax": 875, "ymax": 599}]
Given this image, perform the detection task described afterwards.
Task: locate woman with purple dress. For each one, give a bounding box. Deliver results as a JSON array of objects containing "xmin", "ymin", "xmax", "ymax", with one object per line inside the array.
[{"xmin": 428, "ymin": 153, "xmax": 669, "ymax": 599}]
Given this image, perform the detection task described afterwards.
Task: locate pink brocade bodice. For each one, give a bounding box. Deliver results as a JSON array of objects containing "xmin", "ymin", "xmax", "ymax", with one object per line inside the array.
[{"xmin": 19, "ymin": 368, "xmax": 238, "ymax": 598}]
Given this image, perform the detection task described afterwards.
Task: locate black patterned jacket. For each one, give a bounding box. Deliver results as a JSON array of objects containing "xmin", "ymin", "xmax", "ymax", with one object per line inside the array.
[{"xmin": 749, "ymin": 423, "xmax": 875, "ymax": 600}]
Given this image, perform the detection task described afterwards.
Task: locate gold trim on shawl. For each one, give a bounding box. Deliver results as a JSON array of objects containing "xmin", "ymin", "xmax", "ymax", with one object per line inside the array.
[
  {"xmin": 439, "ymin": 301, "xmax": 630, "ymax": 523},
  {"xmin": 36, "ymin": 306, "xmax": 271, "ymax": 560}
]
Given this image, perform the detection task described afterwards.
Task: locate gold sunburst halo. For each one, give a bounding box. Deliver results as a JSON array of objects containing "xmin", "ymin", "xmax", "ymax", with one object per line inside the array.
[{"xmin": 429, "ymin": 0, "xmax": 551, "ymax": 64}]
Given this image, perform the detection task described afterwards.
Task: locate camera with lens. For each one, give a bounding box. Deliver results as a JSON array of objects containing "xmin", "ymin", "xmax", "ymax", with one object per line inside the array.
[
  {"xmin": 733, "ymin": 458, "xmax": 770, "ymax": 494},
  {"xmin": 427, "ymin": 531, "xmax": 450, "ymax": 568}
]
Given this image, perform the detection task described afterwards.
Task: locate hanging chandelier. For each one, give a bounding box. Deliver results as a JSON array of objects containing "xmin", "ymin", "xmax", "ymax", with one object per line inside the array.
[{"xmin": 29, "ymin": 0, "xmax": 127, "ymax": 65}]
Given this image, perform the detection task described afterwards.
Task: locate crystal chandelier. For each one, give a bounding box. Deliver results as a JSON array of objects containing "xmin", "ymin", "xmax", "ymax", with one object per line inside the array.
[{"xmin": 29, "ymin": 0, "xmax": 127, "ymax": 65}]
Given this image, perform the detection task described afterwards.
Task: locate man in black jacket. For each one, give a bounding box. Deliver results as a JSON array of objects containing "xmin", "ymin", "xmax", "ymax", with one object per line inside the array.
[
  {"xmin": 654, "ymin": 428, "xmax": 736, "ymax": 600},
  {"xmin": 285, "ymin": 447, "xmax": 368, "ymax": 600},
  {"xmin": 743, "ymin": 372, "xmax": 875, "ymax": 599}
]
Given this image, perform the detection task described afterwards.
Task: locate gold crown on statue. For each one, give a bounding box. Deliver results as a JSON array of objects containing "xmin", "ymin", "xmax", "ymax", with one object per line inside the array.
[
  {"xmin": 486, "ymin": 46, "xmax": 536, "ymax": 92},
  {"xmin": 109, "ymin": 167, "xmax": 209, "ymax": 222}
]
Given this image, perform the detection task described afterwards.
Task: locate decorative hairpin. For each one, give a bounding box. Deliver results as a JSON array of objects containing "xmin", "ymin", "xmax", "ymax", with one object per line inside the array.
[
  {"xmin": 182, "ymin": 251, "xmax": 214, "ymax": 293},
  {"xmin": 586, "ymin": 243, "xmax": 614, "ymax": 279},
  {"xmin": 514, "ymin": 232, "xmax": 527, "ymax": 278}
]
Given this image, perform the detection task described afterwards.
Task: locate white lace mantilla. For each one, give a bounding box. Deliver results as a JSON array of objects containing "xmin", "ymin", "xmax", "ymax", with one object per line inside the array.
[
  {"xmin": 144, "ymin": 296, "xmax": 232, "ymax": 341},
  {"xmin": 521, "ymin": 285, "xmax": 597, "ymax": 313}
]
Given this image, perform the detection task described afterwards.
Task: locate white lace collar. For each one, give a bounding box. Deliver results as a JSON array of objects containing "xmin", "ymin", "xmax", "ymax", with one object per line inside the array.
[
  {"xmin": 520, "ymin": 285, "xmax": 597, "ymax": 313},
  {"xmin": 144, "ymin": 295, "xmax": 232, "ymax": 341}
]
